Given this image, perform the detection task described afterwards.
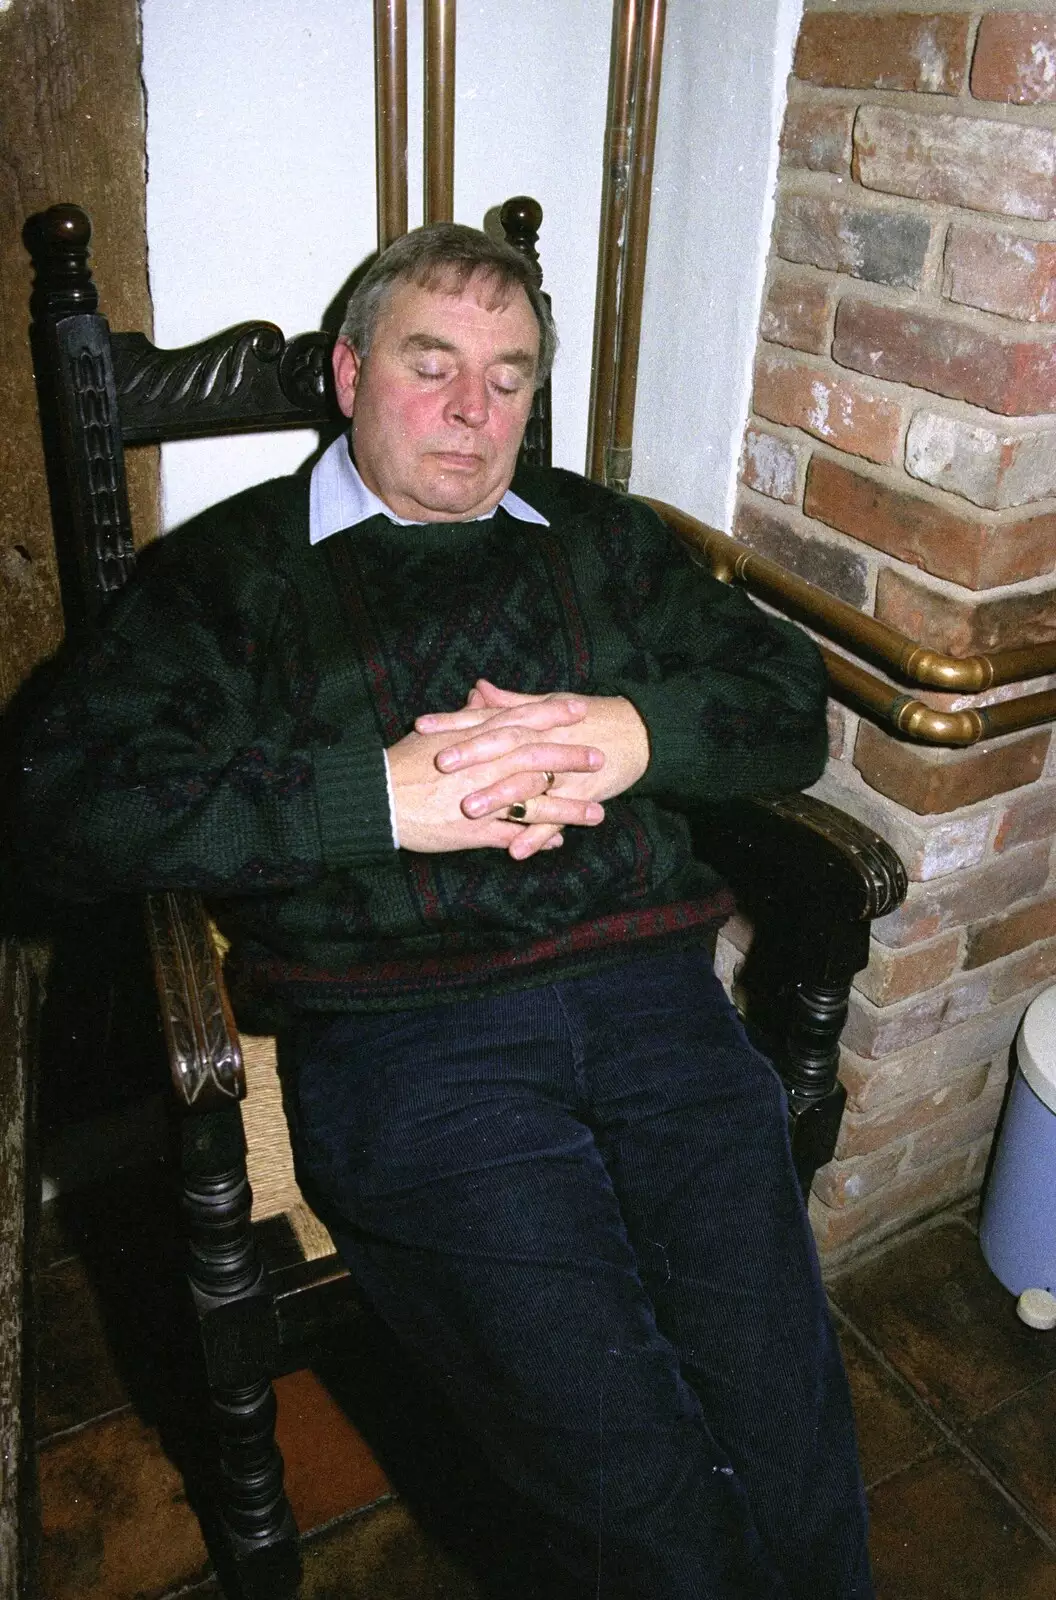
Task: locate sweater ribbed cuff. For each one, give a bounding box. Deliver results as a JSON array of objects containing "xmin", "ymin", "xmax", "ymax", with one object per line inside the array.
[
  {"xmin": 597, "ymin": 678, "xmax": 701, "ymax": 802},
  {"xmin": 312, "ymin": 735, "xmax": 396, "ymax": 866}
]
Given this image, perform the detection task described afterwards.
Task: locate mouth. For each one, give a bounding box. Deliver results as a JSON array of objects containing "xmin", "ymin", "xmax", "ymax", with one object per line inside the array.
[{"xmin": 430, "ymin": 451, "xmax": 484, "ymax": 472}]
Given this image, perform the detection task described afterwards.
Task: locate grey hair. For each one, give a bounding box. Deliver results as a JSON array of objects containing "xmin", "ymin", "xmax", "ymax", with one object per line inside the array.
[{"xmin": 337, "ymin": 222, "xmax": 558, "ymax": 386}]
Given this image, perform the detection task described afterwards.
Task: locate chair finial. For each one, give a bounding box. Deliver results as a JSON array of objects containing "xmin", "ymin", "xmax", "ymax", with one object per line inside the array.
[
  {"xmin": 25, "ymin": 204, "xmax": 99, "ymax": 318},
  {"xmin": 500, "ymin": 196, "xmax": 543, "ymax": 284}
]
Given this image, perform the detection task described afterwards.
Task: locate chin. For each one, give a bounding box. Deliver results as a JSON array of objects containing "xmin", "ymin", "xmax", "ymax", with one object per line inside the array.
[{"xmin": 423, "ymin": 479, "xmax": 497, "ymax": 519}]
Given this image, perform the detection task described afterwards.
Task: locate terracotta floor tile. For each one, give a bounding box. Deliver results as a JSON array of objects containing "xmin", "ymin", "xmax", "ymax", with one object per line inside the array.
[
  {"xmin": 968, "ymin": 1372, "xmax": 1056, "ymax": 1539},
  {"xmin": 275, "ymin": 1367, "xmax": 392, "ymax": 1534},
  {"xmin": 36, "ymin": 1179, "xmax": 1056, "ymax": 1599},
  {"xmin": 300, "ymin": 1500, "xmax": 483, "ymax": 1599},
  {"xmin": 36, "ymin": 1255, "xmax": 130, "ymax": 1438},
  {"xmin": 831, "ymin": 1218, "xmax": 1056, "ymax": 1428},
  {"xmin": 867, "ymin": 1448, "xmax": 1056, "ymax": 1600},
  {"xmin": 837, "ymin": 1323, "xmax": 942, "ymax": 1489},
  {"xmin": 38, "ymin": 1410, "xmax": 211, "ymax": 1600}
]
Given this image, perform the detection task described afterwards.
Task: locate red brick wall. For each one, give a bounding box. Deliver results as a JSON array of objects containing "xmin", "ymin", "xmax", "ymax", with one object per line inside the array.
[{"xmin": 731, "ymin": 4, "xmax": 1056, "ymax": 1260}]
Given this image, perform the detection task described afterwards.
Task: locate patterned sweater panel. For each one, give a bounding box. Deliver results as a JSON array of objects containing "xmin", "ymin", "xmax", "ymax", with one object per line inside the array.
[
  {"xmin": 19, "ymin": 466, "xmax": 829, "ymax": 1010},
  {"xmin": 20, "ymin": 477, "xmax": 394, "ymax": 903}
]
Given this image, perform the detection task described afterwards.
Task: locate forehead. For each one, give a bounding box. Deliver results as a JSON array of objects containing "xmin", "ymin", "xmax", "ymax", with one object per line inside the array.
[{"xmin": 375, "ymin": 273, "xmax": 540, "ymax": 358}]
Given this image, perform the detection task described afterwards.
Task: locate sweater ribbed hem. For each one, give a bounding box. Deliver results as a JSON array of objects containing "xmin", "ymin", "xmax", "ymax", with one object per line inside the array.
[{"xmin": 228, "ymin": 891, "xmax": 735, "ymax": 1017}]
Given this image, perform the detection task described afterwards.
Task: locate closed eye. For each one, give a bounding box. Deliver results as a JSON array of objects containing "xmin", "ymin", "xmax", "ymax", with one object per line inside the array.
[{"xmin": 489, "ymin": 369, "xmax": 529, "ymax": 396}]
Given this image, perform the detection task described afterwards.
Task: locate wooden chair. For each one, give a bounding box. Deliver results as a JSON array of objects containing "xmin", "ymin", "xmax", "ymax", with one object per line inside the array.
[{"xmin": 25, "ymin": 198, "xmax": 907, "ymax": 1599}]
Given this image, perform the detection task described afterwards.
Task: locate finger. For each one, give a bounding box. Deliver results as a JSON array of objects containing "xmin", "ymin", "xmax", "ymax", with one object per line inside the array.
[
  {"xmin": 469, "ymin": 816, "xmax": 565, "ymax": 856},
  {"xmin": 469, "ymin": 818, "xmax": 561, "ymax": 856},
  {"xmin": 465, "ymin": 686, "xmax": 487, "ymax": 709},
  {"xmin": 458, "ymin": 699, "xmax": 589, "ymax": 735},
  {"xmin": 508, "ymin": 823, "xmax": 564, "ymax": 860},
  {"xmin": 414, "ymin": 707, "xmax": 493, "ymax": 735},
  {"xmin": 466, "ymin": 787, "xmax": 605, "ymax": 827},
  {"xmin": 438, "ymin": 730, "xmax": 602, "ymax": 774},
  {"xmin": 460, "ymin": 759, "xmax": 602, "ymax": 817},
  {"xmin": 473, "ymin": 678, "xmax": 546, "ymax": 709},
  {"xmin": 417, "ymin": 697, "xmax": 588, "ymax": 740},
  {"xmin": 526, "ymin": 797, "xmax": 605, "ymax": 827},
  {"xmin": 474, "ymin": 679, "xmax": 588, "ymax": 718}
]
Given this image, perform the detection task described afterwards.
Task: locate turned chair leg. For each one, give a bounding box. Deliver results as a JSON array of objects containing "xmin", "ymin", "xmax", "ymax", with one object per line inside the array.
[
  {"xmin": 771, "ymin": 919, "xmax": 868, "ymax": 1197},
  {"xmin": 779, "ymin": 975, "xmax": 852, "ymax": 1197},
  {"xmin": 182, "ymin": 1106, "xmax": 301, "ymax": 1599}
]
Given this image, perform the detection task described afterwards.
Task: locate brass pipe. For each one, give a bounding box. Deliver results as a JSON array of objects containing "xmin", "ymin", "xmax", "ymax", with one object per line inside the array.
[
  {"xmin": 374, "ymin": 0, "xmax": 408, "ymax": 249},
  {"xmin": 643, "ymin": 497, "xmax": 1056, "ymax": 694},
  {"xmin": 607, "ymin": 0, "xmax": 665, "ymax": 493},
  {"xmin": 976, "ymin": 687, "xmax": 1056, "ymax": 739},
  {"xmin": 424, "ymin": 0, "xmax": 456, "ymax": 225},
  {"xmin": 587, "ymin": 0, "xmax": 641, "ymax": 484},
  {"xmin": 820, "ymin": 649, "xmax": 984, "ymax": 745},
  {"xmin": 821, "ymin": 648, "xmax": 1056, "ymax": 746}
]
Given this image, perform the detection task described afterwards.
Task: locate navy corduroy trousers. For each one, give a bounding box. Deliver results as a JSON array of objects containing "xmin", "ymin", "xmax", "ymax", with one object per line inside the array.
[{"xmin": 287, "ymin": 947, "xmax": 873, "ymax": 1598}]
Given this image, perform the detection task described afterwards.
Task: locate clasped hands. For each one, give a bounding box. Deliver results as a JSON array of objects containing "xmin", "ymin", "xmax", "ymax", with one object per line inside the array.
[{"xmin": 388, "ymin": 678, "xmax": 650, "ymax": 860}]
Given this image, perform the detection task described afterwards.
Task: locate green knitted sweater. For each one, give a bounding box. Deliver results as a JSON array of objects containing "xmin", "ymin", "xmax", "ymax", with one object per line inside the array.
[{"xmin": 21, "ymin": 464, "xmax": 829, "ymax": 1017}]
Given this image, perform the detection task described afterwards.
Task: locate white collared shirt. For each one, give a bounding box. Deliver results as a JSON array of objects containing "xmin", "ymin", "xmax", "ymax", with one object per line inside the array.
[
  {"xmin": 307, "ymin": 434, "xmax": 549, "ymax": 846},
  {"xmin": 308, "ymin": 433, "xmax": 548, "ymax": 544}
]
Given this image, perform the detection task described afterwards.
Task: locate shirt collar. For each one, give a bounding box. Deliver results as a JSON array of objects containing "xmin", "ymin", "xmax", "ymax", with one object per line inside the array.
[{"xmin": 309, "ymin": 434, "xmax": 548, "ymax": 544}]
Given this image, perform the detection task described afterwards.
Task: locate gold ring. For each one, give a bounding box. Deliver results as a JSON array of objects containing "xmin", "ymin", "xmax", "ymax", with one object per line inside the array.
[
  {"xmin": 507, "ymin": 801, "xmax": 529, "ymax": 823},
  {"xmin": 542, "ymin": 771, "xmax": 556, "ymax": 791}
]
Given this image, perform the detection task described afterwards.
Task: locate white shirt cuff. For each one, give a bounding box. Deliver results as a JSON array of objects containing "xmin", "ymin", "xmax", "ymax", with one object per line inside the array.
[{"xmin": 382, "ymin": 748, "xmax": 400, "ymax": 848}]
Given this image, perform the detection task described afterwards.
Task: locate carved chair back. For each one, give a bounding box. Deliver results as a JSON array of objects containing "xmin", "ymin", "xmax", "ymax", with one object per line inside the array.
[{"xmin": 28, "ymin": 197, "xmax": 550, "ymax": 631}]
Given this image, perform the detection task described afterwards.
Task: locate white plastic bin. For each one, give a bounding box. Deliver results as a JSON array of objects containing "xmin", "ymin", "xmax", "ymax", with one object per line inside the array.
[{"xmin": 980, "ymin": 984, "xmax": 1056, "ymax": 1297}]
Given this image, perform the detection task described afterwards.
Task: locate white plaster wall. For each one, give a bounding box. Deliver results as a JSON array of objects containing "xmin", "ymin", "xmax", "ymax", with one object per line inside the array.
[
  {"xmin": 632, "ymin": 0, "xmax": 803, "ymax": 530},
  {"xmin": 142, "ymin": 0, "xmax": 798, "ymax": 534},
  {"xmin": 142, "ymin": 0, "xmax": 610, "ymax": 529}
]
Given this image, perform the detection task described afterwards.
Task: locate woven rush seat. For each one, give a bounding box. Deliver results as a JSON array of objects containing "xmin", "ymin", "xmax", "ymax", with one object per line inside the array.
[{"xmin": 240, "ymin": 1034, "xmax": 336, "ymax": 1264}]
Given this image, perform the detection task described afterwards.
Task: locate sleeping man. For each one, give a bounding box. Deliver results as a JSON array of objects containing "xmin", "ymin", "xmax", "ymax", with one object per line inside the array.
[{"xmin": 21, "ymin": 221, "xmax": 872, "ymax": 1598}]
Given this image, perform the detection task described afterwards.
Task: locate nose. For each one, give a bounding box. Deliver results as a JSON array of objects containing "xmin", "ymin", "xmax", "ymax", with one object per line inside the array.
[{"xmin": 444, "ymin": 370, "xmax": 489, "ymax": 429}]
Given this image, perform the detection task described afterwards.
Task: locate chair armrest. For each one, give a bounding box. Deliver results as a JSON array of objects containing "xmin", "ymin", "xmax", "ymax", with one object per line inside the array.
[
  {"xmin": 693, "ymin": 792, "xmax": 907, "ymax": 934},
  {"xmin": 692, "ymin": 793, "xmax": 908, "ymax": 1191},
  {"xmin": 144, "ymin": 890, "xmax": 245, "ymax": 1110}
]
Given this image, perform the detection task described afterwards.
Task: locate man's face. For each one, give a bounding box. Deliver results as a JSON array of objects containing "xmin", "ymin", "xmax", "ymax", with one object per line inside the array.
[{"xmin": 332, "ymin": 271, "xmax": 540, "ymax": 522}]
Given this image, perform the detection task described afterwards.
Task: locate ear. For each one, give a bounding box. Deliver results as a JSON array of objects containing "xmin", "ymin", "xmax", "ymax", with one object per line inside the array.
[{"xmin": 332, "ymin": 340, "xmax": 362, "ymax": 419}]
